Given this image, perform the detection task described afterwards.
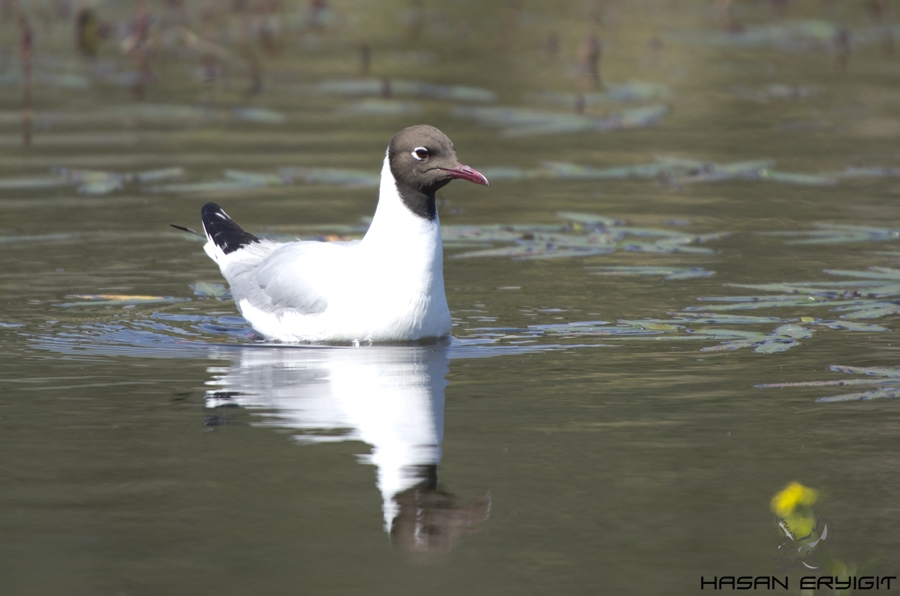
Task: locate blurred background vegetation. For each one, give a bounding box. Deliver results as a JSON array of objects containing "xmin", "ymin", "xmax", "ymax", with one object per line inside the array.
[{"xmin": 2, "ymin": 0, "xmax": 896, "ymax": 126}]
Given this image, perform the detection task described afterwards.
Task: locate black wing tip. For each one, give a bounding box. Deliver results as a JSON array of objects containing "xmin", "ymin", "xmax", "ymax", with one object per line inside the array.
[
  {"xmin": 201, "ymin": 202, "xmax": 222, "ymax": 215},
  {"xmin": 200, "ymin": 202, "xmax": 260, "ymax": 255}
]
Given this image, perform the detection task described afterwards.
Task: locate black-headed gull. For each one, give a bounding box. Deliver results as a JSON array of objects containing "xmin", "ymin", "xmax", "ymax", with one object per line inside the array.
[{"xmin": 199, "ymin": 124, "xmax": 489, "ymax": 343}]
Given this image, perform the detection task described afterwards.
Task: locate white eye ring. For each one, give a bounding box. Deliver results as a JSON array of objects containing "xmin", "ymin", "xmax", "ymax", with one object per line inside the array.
[{"xmin": 411, "ymin": 147, "xmax": 430, "ymax": 161}]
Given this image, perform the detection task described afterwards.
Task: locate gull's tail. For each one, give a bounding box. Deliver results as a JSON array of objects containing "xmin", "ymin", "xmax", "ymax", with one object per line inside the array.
[{"xmin": 201, "ymin": 202, "xmax": 260, "ymax": 262}]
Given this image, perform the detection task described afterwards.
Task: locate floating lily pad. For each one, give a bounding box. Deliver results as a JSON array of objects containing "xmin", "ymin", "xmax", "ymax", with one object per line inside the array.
[
  {"xmin": 835, "ymin": 304, "xmax": 900, "ymax": 320},
  {"xmin": 147, "ymin": 179, "xmax": 268, "ymax": 193},
  {"xmin": 816, "ymin": 388, "xmax": 900, "ymax": 403},
  {"xmin": 830, "ymin": 166, "xmax": 900, "ymax": 179},
  {"xmin": 451, "ymin": 104, "xmax": 669, "ymax": 137},
  {"xmin": 622, "ymin": 242, "xmax": 715, "ymax": 254},
  {"xmin": 803, "ymin": 319, "xmax": 888, "ymax": 332},
  {"xmin": 542, "ymin": 161, "xmax": 668, "ymax": 180},
  {"xmin": 823, "ymin": 267, "xmax": 900, "ymax": 280},
  {"xmin": 555, "ymin": 212, "xmax": 625, "ymax": 227},
  {"xmin": 518, "ymin": 247, "xmax": 617, "ymax": 260},
  {"xmin": 670, "ymin": 20, "xmax": 898, "ymax": 52},
  {"xmin": 758, "ymin": 363, "xmax": 900, "ymax": 403},
  {"xmin": 277, "ymin": 167, "xmax": 380, "ymax": 187},
  {"xmin": 78, "ymin": 179, "xmax": 124, "ymax": 195},
  {"xmin": 754, "ymin": 340, "xmax": 801, "ymax": 353},
  {"xmin": 831, "ymin": 365, "xmax": 900, "ymax": 377},
  {"xmin": 470, "ymin": 156, "xmax": 871, "ymax": 187},
  {"xmin": 478, "ymin": 167, "xmax": 535, "ymax": 182},
  {"xmin": 756, "ymin": 171, "xmax": 837, "ymax": 186},
  {"xmin": 0, "ymin": 233, "xmax": 79, "ymax": 244},
  {"xmin": 543, "ymin": 267, "xmax": 893, "ymax": 353},
  {"xmin": 590, "ymin": 266, "xmax": 715, "ymax": 280},
  {"xmin": 338, "ymin": 99, "xmax": 422, "ymax": 116},
  {"xmin": 133, "ymin": 168, "xmax": 185, "ymax": 183},
  {"xmin": 767, "ymin": 225, "xmax": 900, "ymax": 246},
  {"xmin": 692, "ymin": 328, "xmax": 768, "ymax": 339},
  {"xmin": 224, "ymin": 170, "xmax": 286, "ymax": 186},
  {"xmin": 52, "ymin": 168, "xmax": 122, "ymax": 183},
  {"xmin": 1, "ymin": 166, "xmax": 187, "ymax": 195},
  {"xmin": 617, "ymin": 321, "xmax": 684, "ymax": 331},
  {"xmin": 697, "ymin": 294, "xmax": 827, "ymax": 303},
  {"xmin": 756, "ymin": 379, "xmax": 890, "ymax": 388},
  {"xmin": 448, "ymin": 245, "xmax": 556, "ymax": 259},
  {"xmin": 772, "ymin": 324, "xmax": 814, "ymax": 339},
  {"xmin": 232, "ymin": 107, "xmax": 287, "ymax": 124},
  {"xmin": 314, "ymin": 78, "xmax": 496, "ymax": 102},
  {"xmin": 696, "ymin": 322, "xmax": 810, "ymax": 352},
  {"xmin": 460, "ymin": 304, "xmax": 879, "ymax": 354},
  {"xmin": 529, "ymin": 82, "xmax": 670, "ymax": 108},
  {"xmin": 191, "ymin": 282, "xmax": 229, "ymax": 298},
  {"xmin": 732, "ymin": 84, "xmax": 820, "ymax": 103},
  {"xmin": 445, "ymin": 214, "xmax": 726, "ymax": 259},
  {"xmin": 0, "ymin": 176, "xmax": 70, "ymax": 190}
]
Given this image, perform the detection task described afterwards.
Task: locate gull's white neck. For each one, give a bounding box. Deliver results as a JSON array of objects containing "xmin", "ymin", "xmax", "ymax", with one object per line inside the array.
[
  {"xmin": 348, "ymin": 151, "xmax": 450, "ymax": 341},
  {"xmin": 362, "ymin": 153, "xmax": 441, "ymax": 249}
]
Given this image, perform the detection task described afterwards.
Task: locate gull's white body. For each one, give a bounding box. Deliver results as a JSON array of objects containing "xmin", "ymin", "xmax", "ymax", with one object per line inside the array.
[{"xmin": 203, "ymin": 154, "xmax": 452, "ymax": 343}]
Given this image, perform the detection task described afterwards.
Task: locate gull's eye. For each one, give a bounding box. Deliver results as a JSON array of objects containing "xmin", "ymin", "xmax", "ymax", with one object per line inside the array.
[{"xmin": 411, "ymin": 147, "xmax": 430, "ymax": 161}]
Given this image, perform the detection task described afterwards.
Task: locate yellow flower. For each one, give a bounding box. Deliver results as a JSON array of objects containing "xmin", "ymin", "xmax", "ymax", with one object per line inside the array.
[
  {"xmin": 783, "ymin": 513, "xmax": 815, "ymax": 538},
  {"xmin": 770, "ymin": 482, "xmax": 818, "ymax": 518}
]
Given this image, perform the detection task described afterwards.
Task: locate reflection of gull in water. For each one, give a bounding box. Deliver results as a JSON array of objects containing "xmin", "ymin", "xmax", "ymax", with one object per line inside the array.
[{"xmin": 205, "ymin": 344, "xmax": 489, "ymax": 553}]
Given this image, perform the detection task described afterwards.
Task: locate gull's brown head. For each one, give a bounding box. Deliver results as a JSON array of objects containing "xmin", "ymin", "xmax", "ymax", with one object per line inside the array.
[{"xmin": 387, "ymin": 125, "xmax": 488, "ymax": 220}]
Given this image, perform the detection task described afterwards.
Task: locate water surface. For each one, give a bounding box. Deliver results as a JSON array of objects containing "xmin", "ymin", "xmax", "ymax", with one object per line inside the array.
[{"xmin": 2, "ymin": 1, "xmax": 900, "ymax": 593}]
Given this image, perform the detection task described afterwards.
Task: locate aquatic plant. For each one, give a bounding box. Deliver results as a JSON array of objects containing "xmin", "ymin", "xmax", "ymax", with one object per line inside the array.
[
  {"xmin": 764, "ymin": 224, "xmax": 900, "ymax": 245},
  {"xmin": 444, "ymin": 212, "xmax": 726, "ymax": 259},
  {"xmin": 451, "ymin": 105, "xmax": 669, "ymax": 137},
  {"xmin": 758, "ymin": 365, "xmax": 900, "ymax": 403}
]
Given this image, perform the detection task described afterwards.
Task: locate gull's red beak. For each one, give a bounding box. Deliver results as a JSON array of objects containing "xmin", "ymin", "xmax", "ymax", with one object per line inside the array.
[{"xmin": 442, "ymin": 163, "xmax": 489, "ymax": 186}]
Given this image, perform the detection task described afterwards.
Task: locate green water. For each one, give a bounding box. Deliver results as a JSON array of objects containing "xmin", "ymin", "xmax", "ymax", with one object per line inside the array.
[{"xmin": 2, "ymin": 1, "xmax": 900, "ymax": 594}]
